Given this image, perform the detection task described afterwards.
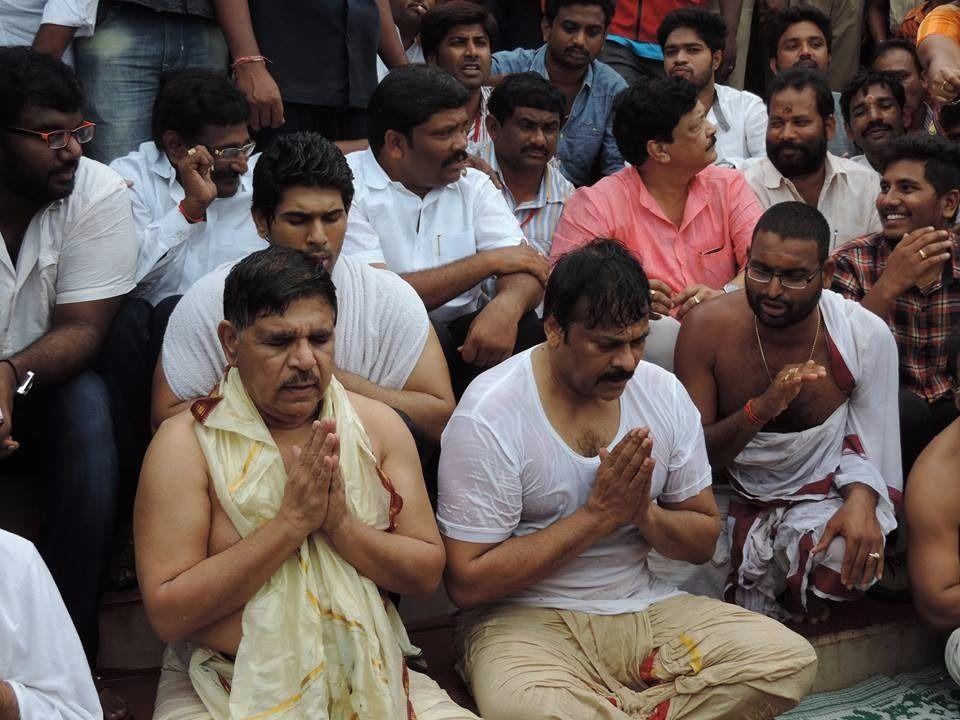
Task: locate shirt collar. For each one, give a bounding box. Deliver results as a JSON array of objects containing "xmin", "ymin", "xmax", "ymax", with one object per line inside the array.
[
  {"xmin": 483, "ymin": 143, "xmax": 555, "ymax": 209},
  {"xmin": 532, "ymin": 44, "xmax": 594, "ymax": 89},
  {"xmin": 710, "ymin": 87, "xmax": 731, "ymax": 132},
  {"xmin": 759, "ymin": 152, "xmax": 844, "ymax": 190}
]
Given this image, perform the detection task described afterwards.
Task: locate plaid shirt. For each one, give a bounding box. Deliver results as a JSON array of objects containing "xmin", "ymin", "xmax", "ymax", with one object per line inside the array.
[{"xmin": 831, "ymin": 232, "xmax": 960, "ymax": 403}]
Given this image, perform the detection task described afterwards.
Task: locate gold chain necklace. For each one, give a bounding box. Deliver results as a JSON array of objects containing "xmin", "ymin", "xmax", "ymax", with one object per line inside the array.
[{"xmin": 754, "ymin": 308, "xmax": 821, "ymax": 382}]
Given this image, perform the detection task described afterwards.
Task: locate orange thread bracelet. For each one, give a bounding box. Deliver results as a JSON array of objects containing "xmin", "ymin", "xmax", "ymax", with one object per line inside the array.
[
  {"xmin": 179, "ymin": 200, "xmax": 206, "ymax": 224},
  {"xmin": 231, "ymin": 55, "xmax": 268, "ymax": 70},
  {"xmin": 744, "ymin": 399, "xmax": 764, "ymax": 426}
]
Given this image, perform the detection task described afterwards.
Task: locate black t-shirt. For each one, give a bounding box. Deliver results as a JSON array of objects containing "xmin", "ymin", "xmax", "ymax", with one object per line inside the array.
[{"xmin": 250, "ymin": 0, "xmax": 380, "ymax": 109}]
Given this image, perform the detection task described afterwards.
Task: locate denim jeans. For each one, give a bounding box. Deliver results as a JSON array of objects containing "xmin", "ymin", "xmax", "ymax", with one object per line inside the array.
[
  {"xmin": 1, "ymin": 371, "xmax": 119, "ymax": 666},
  {"xmin": 73, "ymin": 3, "xmax": 228, "ymax": 163}
]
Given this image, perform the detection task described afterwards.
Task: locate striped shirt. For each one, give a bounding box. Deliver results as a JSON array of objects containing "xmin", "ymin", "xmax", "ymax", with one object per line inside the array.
[
  {"xmin": 476, "ymin": 142, "xmax": 574, "ymax": 257},
  {"xmin": 831, "ymin": 232, "xmax": 960, "ymax": 403}
]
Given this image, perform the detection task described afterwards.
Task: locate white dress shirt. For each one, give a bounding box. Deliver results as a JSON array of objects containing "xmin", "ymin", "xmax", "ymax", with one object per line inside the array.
[
  {"xmin": 0, "ymin": 530, "xmax": 101, "ymax": 720},
  {"xmin": 744, "ymin": 152, "xmax": 882, "ymax": 251},
  {"xmin": 343, "ymin": 148, "xmax": 524, "ymax": 322},
  {"xmin": 110, "ymin": 142, "xmax": 268, "ymax": 306},
  {"xmin": 708, "ymin": 84, "xmax": 768, "ymax": 170},
  {"xmin": 0, "ymin": 157, "xmax": 137, "ymax": 357},
  {"xmin": 0, "ymin": 0, "xmax": 97, "ymax": 66}
]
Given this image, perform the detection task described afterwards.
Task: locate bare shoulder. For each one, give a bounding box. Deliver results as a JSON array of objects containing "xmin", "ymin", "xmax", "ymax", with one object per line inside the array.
[
  {"xmin": 678, "ymin": 291, "xmax": 745, "ymax": 345},
  {"xmin": 141, "ymin": 409, "xmax": 207, "ymax": 489},
  {"xmin": 907, "ymin": 418, "xmax": 960, "ymax": 525},
  {"xmin": 346, "ymin": 390, "xmax": 413, "ymax": 461}
]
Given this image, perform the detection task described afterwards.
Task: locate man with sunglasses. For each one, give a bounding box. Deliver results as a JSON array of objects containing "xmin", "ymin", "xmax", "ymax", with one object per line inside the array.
[
  {"xmin": 675, "ymin": 202, "xmax": 902, "ymax": 625},
  {"xmin": 0, "ymin": 46, "xmax": 137, "ymax": 711}
]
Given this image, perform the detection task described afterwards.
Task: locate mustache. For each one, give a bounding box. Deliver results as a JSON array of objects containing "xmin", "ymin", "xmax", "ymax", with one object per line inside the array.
[
  {"xmin": 281, "ymin": 370, "xmax": 320, "ymax": 388},
  {"xmin": 442, "ymin": 150, "xmax": 469, "ymax": 167},
  {"xmin": 599, "ymin": 369, "xmax": 634, "ymax": 383},
  {"xmin": 864, "ymin": 121, "xmax": 892, "ymax": 133},
  {"xmin": 522, "ymin": 144, "xmax": 548, "ymax": 154}
]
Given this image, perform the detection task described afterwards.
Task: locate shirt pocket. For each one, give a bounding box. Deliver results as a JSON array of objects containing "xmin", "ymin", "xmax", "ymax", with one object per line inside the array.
[
  {"xmin": 692, "ymin": 239, "xmax": 736, "ymax": 287},
  {"xmin": 431, "ymin": 230, "xmax": 477, "ymax": 265}
]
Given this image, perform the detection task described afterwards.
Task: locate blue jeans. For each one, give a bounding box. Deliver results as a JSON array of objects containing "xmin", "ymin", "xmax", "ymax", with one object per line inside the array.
[
  {"xmin": 73, "ymin": 3, "xmax": 228, "ymax": 163},
  {"xmin": 1, "ymin": 371, "xmax": 120, "ymax": 665}
]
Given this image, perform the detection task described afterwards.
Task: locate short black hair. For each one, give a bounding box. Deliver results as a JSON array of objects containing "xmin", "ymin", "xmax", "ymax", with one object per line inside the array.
[
  {"xmin": 224, "ymin": 247, "xmax": 338, "ymax": 331},
  {"xmin": 768, "ymin": 5, "xmax": 832, "ymax": 60},
  {"xmin": 940, "ymin": 102, "xmax": 960, "ymax": 134},
  {"xmin": 768, "ymin": 67, "xmax": 834, "ymax": 120},
  {"xmin": 877, "ymin": 134, "xmax": 960, "ymax": 197},
  {"xmin": 420, "ymin": 1, "xmax": 497, "ymax": 60},
  {"xmin": 657, "ymin": 7, "xmax": 727, "ymax": 53},
  {"xmin": 839, "ymin": 70, "xmax": 906, "ymax": 126},
  {"xmin": 0, "ymin": 46, "xmax": 82, "ymax": 128},
  {"xmin": 751, "ymin": 201, "xmax": 831, "ymax": 263},
  {"xmin": 613, "ymin": 76, "xmax": 698, "ymax": 166},
  {"xmin": 544, "ymin": 0, "xmax": 616, "ymax": 25},
  {"xmin": 545, "ymin": 238, "xmax": 650, "ymax": 332},
  {"xmin": 872, "ymin": 38, "xmax": 923, "ymax": 76},
  {"xmin": 252, "ymin": 132, "xmax": 354, "ymax": 222},
  {"xmin": 367, "ymin": 64, "xmax": 470, "ymax": 154},
  {"xmin": 151, "ymin": 68, "xmax": 249, "ymax": 149},
  {"xmin": 487, "ymin": 72, "xmax": 566, "ymax": 125}
]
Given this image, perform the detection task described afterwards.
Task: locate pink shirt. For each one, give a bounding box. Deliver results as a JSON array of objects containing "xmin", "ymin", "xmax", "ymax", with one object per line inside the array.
[{"xmin": 551, "ymin": 165, "xmax": 761, "ymax": 293}]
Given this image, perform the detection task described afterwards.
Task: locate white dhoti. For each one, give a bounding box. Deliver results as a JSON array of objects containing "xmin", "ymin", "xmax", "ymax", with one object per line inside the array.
[{"xmin": 725, "ymin": 291, "xmax": 903, "ymax": 619}]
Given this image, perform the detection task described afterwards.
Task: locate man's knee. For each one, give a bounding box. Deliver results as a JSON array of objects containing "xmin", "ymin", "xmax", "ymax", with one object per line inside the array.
[
  {"xmin": 52, "ymin": 372, "xmax": 114, "ymax": 441},
  {"xmin": 475, "ymin": 682, "xmax": 586, "ymax": 720}
]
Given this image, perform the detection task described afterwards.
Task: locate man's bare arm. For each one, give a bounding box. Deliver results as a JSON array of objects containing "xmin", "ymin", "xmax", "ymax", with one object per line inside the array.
[
  {"xmin": 324, "ymin": 394, "xmax": 445, "ymax": 596},
  {"xmin": 0, "ymin": 682, "xmax": 17, "ymax": 720},
  {"xmin": 401, "ymin": 245, "xmax": 548, "ymax": 310},
  {"xmin": 640, "ymin": 487, "xmax": 721, "ymax": 564},
  {"xmin": 135, "ymin": 415, "xmax": 306, "ymax": 643},
  {"xmin": 335, "ymin": 327, "xmax": 455, "ymax": 442},
  {"xmin": 907, "ymin": 427, "xmax": 960, "ymax": 631},
  {"xmin": 32, "ymin": 24, "xmax": 77, "ymax": 58},
  {"xmin": 443, "ymin": 429, "xmax": 654, "ymax": 609},
  {"xmin": 376, "ymin": 0, "xmax": 408, "ymax": 69}
]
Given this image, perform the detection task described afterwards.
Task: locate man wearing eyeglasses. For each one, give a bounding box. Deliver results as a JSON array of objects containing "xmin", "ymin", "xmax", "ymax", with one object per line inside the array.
[
  {"xmin": 110, "ymin": 69, "xmax": 267, "ymax": 307},
  {"xmin": 0, "ymin": 46, "xmax": 137, "ymax": 705},
  {"xmin": 675, "ymin": 202, "xmax": 902, "ymax": 625}
]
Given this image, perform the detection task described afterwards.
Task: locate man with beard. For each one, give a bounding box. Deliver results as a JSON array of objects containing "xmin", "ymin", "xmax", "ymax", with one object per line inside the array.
[
  {"xmin": 832, "ymin": 135, "xmax": 960, "ymax": 474},
  {"xmin": 422, "ymin": 2, "xmax": 497, "ymax": 154},
  {"xmin": 768, "ymin": 6, "xmax": 857, "ymax": 158},
  {"xmin": 552, "ymin": 76, "xmax": 761, "ymax": 321},
  {"xmin": 153, "ymin": 133, "xmax": 454, "ymax": 487},
  {"xmin": 112, "ymin": 70, "xmax": 266, "ymax": 307},
  {"xmin": 0, "ymin": 46, "xmax": 137, "ymax": 709},
  {"xmin": 745, "ymin": 69, "xmax": 882, "ymax": 251},
  {"xmin": 138, "ymin": 248, "xmax": 479, "ymax": 720},
  {"xmin": 675, "ymin": 202, "xmax": 902, "ymax": 624},
  {"xmin": 344, "ymin": 64, "xmax": 549, "ymax": 397},
  {"xmin": 840, "ymin": 71, "xmax": 909, "ymax": 172},
  {"xmin": 490, "ymin": 0, "xmax": 627, "ymax": 187},
  {"xmin": 658, "ymin": 8, "xmax": 767, "ymax": 169},
  {"xmin": 439, "ymin": 238, "xmax": 818, "ymax": 720}
]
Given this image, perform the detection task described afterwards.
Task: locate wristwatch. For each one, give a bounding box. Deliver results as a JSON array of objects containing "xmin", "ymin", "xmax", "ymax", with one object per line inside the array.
[{"xmin": 1, "ymin": 358, "xmax": 34, "ymax": 396}]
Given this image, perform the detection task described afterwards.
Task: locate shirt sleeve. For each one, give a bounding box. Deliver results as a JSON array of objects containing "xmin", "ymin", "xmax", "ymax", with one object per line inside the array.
[
  {"xmin": 491, "ymin": 47, "xmax": 532, "ymax": 74},
  {"xmin": 160, "ymin": 271, "xmax": 228, "ymax": 400},
  {"xmin": 743, "ymin": 92, "xmax": 769, "ymax": 160},
  {"xmin": 56, "ymin": 174, "xmax": 138, "ymax": 305},
  {"xmin": 600, "ymin": 74, "xmax": 628, "ymax": 177},
  {"xmin": 659, "ymin": 379, "xmax": 712, "ymax": 504},
  {"xmin": 5, "ymin": 542, "xmax": 101, "ymax": 720},
  {"xmin": 473, "ymin": 173, "xmax": 525, "ymax": 252},
  {"xmin": 725, "ymin": 171, "xmax": 763, "ymax": 272},
  {"xmin": 549, "ymin": 186, "xmax": 612, "ymax": 264},
  {"xmin": 437, "ymin": 414, "xmax": 522, "ymax": 543},
  {"xmin": 829, "ymin": 247, "xmax": 867, "ymax": 301},
  {"xmin": 341, "ymin": 203, "xmax": 387, "ymax": 265},
  {"xmin": 918, "ymin": 5, "xmax": 960, "ymax": 44},
  {"xmin": 40, "ymin": 0, "xmax": 97, "ymax": 36}
]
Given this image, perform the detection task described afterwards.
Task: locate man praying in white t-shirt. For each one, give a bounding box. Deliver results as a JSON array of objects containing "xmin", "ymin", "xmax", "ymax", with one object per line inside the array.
[{"xmin": 437, "ymin": 238, "xmax": 818, "ymax": 720}]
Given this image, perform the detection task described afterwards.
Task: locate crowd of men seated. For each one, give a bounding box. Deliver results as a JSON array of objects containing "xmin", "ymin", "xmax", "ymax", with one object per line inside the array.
[{"xmin": 3, "ymin": 0, "xmax": 960, "ymax": 718}]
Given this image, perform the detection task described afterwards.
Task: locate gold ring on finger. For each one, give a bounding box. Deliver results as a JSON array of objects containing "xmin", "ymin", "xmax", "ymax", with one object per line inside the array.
[
  {"xmin": 919, "ymin": 248, "xmax": 927, "ymax": 260},
  {"xmin": 693, "ymin": 295, "xmax": 701, "ymax": 305},
  {"xmin": 867, "ymin": 551, "xmax": 881, "ymax": 561},
  {"xmin": 187, "ymin": 147, "xmax": 197, "ymax": 156}
]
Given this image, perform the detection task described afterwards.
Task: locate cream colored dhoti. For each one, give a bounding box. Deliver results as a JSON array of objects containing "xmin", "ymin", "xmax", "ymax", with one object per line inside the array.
[{"xmin": 456, "ymin": 594, "xmax": 817, "ymax": 720}]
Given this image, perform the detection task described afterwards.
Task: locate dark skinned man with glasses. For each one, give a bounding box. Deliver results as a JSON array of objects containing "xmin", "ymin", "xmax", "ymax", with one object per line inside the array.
[
  {"xmin": 0, "ymin": 47, "xmax": 137, "ymax": 719},
  {"xmin": 676, "ymin": 202, "xmax": 902, "ymax": 627}
]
